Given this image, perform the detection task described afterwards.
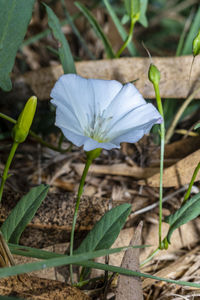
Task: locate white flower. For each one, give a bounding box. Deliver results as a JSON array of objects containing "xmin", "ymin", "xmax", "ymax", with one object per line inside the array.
[{"xmin": 51, "ymin": 74, "xmax": 162, "ymax": 151}]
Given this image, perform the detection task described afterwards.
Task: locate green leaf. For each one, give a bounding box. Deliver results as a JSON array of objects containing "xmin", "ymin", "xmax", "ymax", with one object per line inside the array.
[
  {"xmin": 4, "ymin": 244, "xmax": 200, "ymax": 289},
  {"xmin": 103, "ymin": 0, "xmax": 137, "ymax": 56},
  {"xmin": 1, "ymin": 184, "xmax": 49, "ymax": 244},
  {"xmin": 44, "ymin": 3, "xmax": 76, "ymax": 74},
  {"xmin": 139, "ymin": 0, "xmax": 148, "ymax": 27},
  {"xmin": 182, "ymin": 6, "xmax": 200, "ymax": 55},
  {"xmin": 9, "ymin": 243, "xmax": 148, "ymax": 260},
  {"xmin": 0, "ymin": 0, "xmax": 35, "ymax": 91},
  {"xmin": 75, "ymin": 2, "xmax": 115, "ymax": 58},
  {"xmin": 2, "ymin": 246, "xmax": 139, "ymax": 278},
  {"xmin": 164, "ymin": 192, "xmax": 200, "ymax": 243},
  {"xmin": 125, "ymin": 0, "xmax": 140, "ymax": 19},
  {"xmin": 75, "ymin": 204, "xmax": 131, "ymax": 254}
]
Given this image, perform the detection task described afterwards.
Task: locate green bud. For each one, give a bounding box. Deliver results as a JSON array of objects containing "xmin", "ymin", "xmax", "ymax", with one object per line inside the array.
[
  {"xmin": 193, "ymin": 30, "xmax": 200, "ymax": 57},
  {"xmin": 148, "ymin": 63, "xmax": 161, "ymax": 86},
  {"xmin": 12, "ymin": 96, "xmax": 37, "ymax": 143}
]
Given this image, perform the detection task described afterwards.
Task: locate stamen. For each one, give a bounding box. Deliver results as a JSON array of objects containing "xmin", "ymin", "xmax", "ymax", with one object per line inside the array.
[{"xmin": 84, "ymin": 112, "xmax": 113, "ymax": 142}]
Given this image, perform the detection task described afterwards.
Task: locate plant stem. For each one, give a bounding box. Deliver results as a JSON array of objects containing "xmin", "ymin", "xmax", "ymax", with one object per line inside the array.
[
  {"xmin": 153, "ymin": 83, "xmax": 165, "ymax": 248},
  {"xmin": 69, "ymin": 157, "xmax": 93, "ymax": 284},
  {"xmin": 115, "ymin": 17, "xmax": 136, "ymax": 58},
  {"xmin": 140, "ymin": 247, "xmax": 160, "ymax": 267},
  {"xmin": 0, "ymin": 112, "xmax": 68, "ymax": 154},
  {"xmin": 0, "ymin": 142, "xmax": 19, "ymax": 202},
  {"xmin": 69, "ymin": 148, "xmax": 101, "ymax": 284}
]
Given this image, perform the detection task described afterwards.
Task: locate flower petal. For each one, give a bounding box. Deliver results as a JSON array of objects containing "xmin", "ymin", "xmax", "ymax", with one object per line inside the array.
[
  {"xmin": 103, "ymin": 83, "xmax": 146, "ymax": 121},
  {"xmin": 89, "ymin": 78, "xmax": 122, "ymax": 114},
  {"xmin": 111, "ymin": 121, "xmax": 157, "ymax": 145},
  {"xmin": 51, "ymin": 74, "xmax": 93, "ymax": 129},
  {"xmin": 59, "ymin": 126, "xmax": 89, "ymax": 147},
  {"xmin": 107, "ymin": 103, "xmax": 162, "ymax": 140},
  {"xmin": 51, "ymin": 100, "xmax": 83, "ymax": 135},
  {"xmin": 83, "ymin": 139, "xmax": 119, "ymax": 151}
]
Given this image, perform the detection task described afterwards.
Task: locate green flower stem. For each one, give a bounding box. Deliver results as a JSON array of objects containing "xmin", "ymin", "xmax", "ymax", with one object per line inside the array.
[
  {"xmin": 69, "ymin": 148, "xmax": 101, "ymax": 284},
  {"xmin": 0, "ymin": 112, "xmax": 16, "ymax": 124},
  {"xmin": 0, "ymin": 141, "xmax": 19, "ymax": 202},
  {"xmin": 115, "ymin": 16, "xmax": 136, "ymax": 58},
  {"xmin": 183, "ymin": 162, "xmax": 200, "ymax": 203},
  {"xmin": 153, "ymin": 83, "xmax": 165, "ymax": 248},
  {"xmin": 0, "ymin": 112, "xmax": 68, "ymax": 154}
]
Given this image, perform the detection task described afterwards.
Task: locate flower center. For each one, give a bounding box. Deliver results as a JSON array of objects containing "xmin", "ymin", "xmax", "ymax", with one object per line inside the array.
[{"xmin": 84, "ymin": 112, "xmax": 113, "ymax": 142}]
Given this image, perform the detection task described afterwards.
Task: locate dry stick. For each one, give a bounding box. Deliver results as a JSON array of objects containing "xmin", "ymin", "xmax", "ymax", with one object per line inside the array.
[
  {"xmin": 165, "ymin": 85, "xmax": 200, "ymax": 143},
  {"xmin": 131, "ymin": 185, "xmax": 188, "ymax": 217}
]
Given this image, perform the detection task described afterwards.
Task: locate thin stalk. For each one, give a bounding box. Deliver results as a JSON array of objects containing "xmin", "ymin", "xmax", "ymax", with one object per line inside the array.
[
  {"xmin": 69, "ymin": 156, "xmax": 93, "ymax": 284},
  {"xmin": 153, "ymin": 83, "xmax": 165, "ymax": 248},
  {"xmin": 0, "ymin": 142, "xmax": 19, "ymax": 202},
  {"xmin": 165, "ymin": 85, "xmax": 200, "ymax": 143},
  {"xmin": 0, "ymin": 112, "xmax": 68, "ymax": 153},
  {"xmin": 115, "ymin": 17, "xmax": 136, "ymax": 58},
  {"xmin": 140, "ymin": 247, "xmax": 160, "ymax": 267},
  {"xmin": 183, "ymin": 162, "xmax": 200, "ymax": 203},
  {"xmin": 58, "ymin": 132, "xmax": 64, "ymax": 150}
]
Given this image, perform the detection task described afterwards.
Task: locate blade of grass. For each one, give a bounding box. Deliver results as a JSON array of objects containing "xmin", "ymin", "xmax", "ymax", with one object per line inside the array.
[
  {"xmin": 75, "ymin": 1, "xmax": 115, "ymax": 58},
  {"xmin": 60, "ymin": 0, "xmax": 95, "ymax": 60},
  {"xmin": 44, "ymin": 3, "xmax": 76, "ymax": 74},
  {"xmin": 176, "ymin": 7, "xmax": 195, "ymax": 56}
]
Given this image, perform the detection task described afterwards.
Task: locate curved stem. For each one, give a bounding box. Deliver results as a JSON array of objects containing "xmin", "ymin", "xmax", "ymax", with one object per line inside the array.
[
  {"xmin": 0, "ymin": 142, "xmax": 19, "ymax": 202},
  {"xmin": 115, "ymin": 17, "xmax": 136, "ymax": 58}
]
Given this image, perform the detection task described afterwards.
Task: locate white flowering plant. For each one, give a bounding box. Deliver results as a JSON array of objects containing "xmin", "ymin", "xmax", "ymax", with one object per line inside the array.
[{"xmin": 1, "ymin": 1, "xmax": 200, "ymax": 296}]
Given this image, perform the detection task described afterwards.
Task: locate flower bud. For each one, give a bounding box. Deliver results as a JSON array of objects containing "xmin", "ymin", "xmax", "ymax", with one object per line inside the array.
[
  {"xmin": 12, "ymin": 96, "xmax": 37, "ymax": 143},
  {"xmin": 193, "ymin": 30, "xmax": 200, "ymax": 57},
  {"xmin": 148, "ymin": 63, "xmax": 161, "ymax": 86}
]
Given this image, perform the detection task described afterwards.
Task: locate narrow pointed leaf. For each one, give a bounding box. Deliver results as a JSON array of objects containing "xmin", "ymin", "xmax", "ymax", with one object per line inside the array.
[
  {"xmin": 2, "ymin": 245, "xmax": 200, "ymax": 288},
  {"xmin": 182, "ymin": 6, "xmax": 200, "ymax": 55},
  {"xmin": 0, "ymin": 246, "xmax": 142, "ymax": 278},
  {"xmin": 0, "ymin": 0, "xmax": 35, "ymax": 91},
  {"xmin": 9, "ymin": 243, "xmax": 148, "ymax": 260},
  {"xmin": 75, "ymin": 2, "xmax": 115, "ymax": 58},
  {"xmin": 164, "ymin": 192, "xmax": 200, "ymax": 243},
  {"xmin": 44, "ymin": 3, "xmax": 76, "ymax": 74},
  {"xmin": 139, "ymin": 0, "xmax": 148, "ymax": 27},
  {"xmin": 75, "ymin": 204, "xmax": 131, "ymax": 254},
  {"xmin": 1, "ymin": 184, "xmax": 49, "ymax": 244}
]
